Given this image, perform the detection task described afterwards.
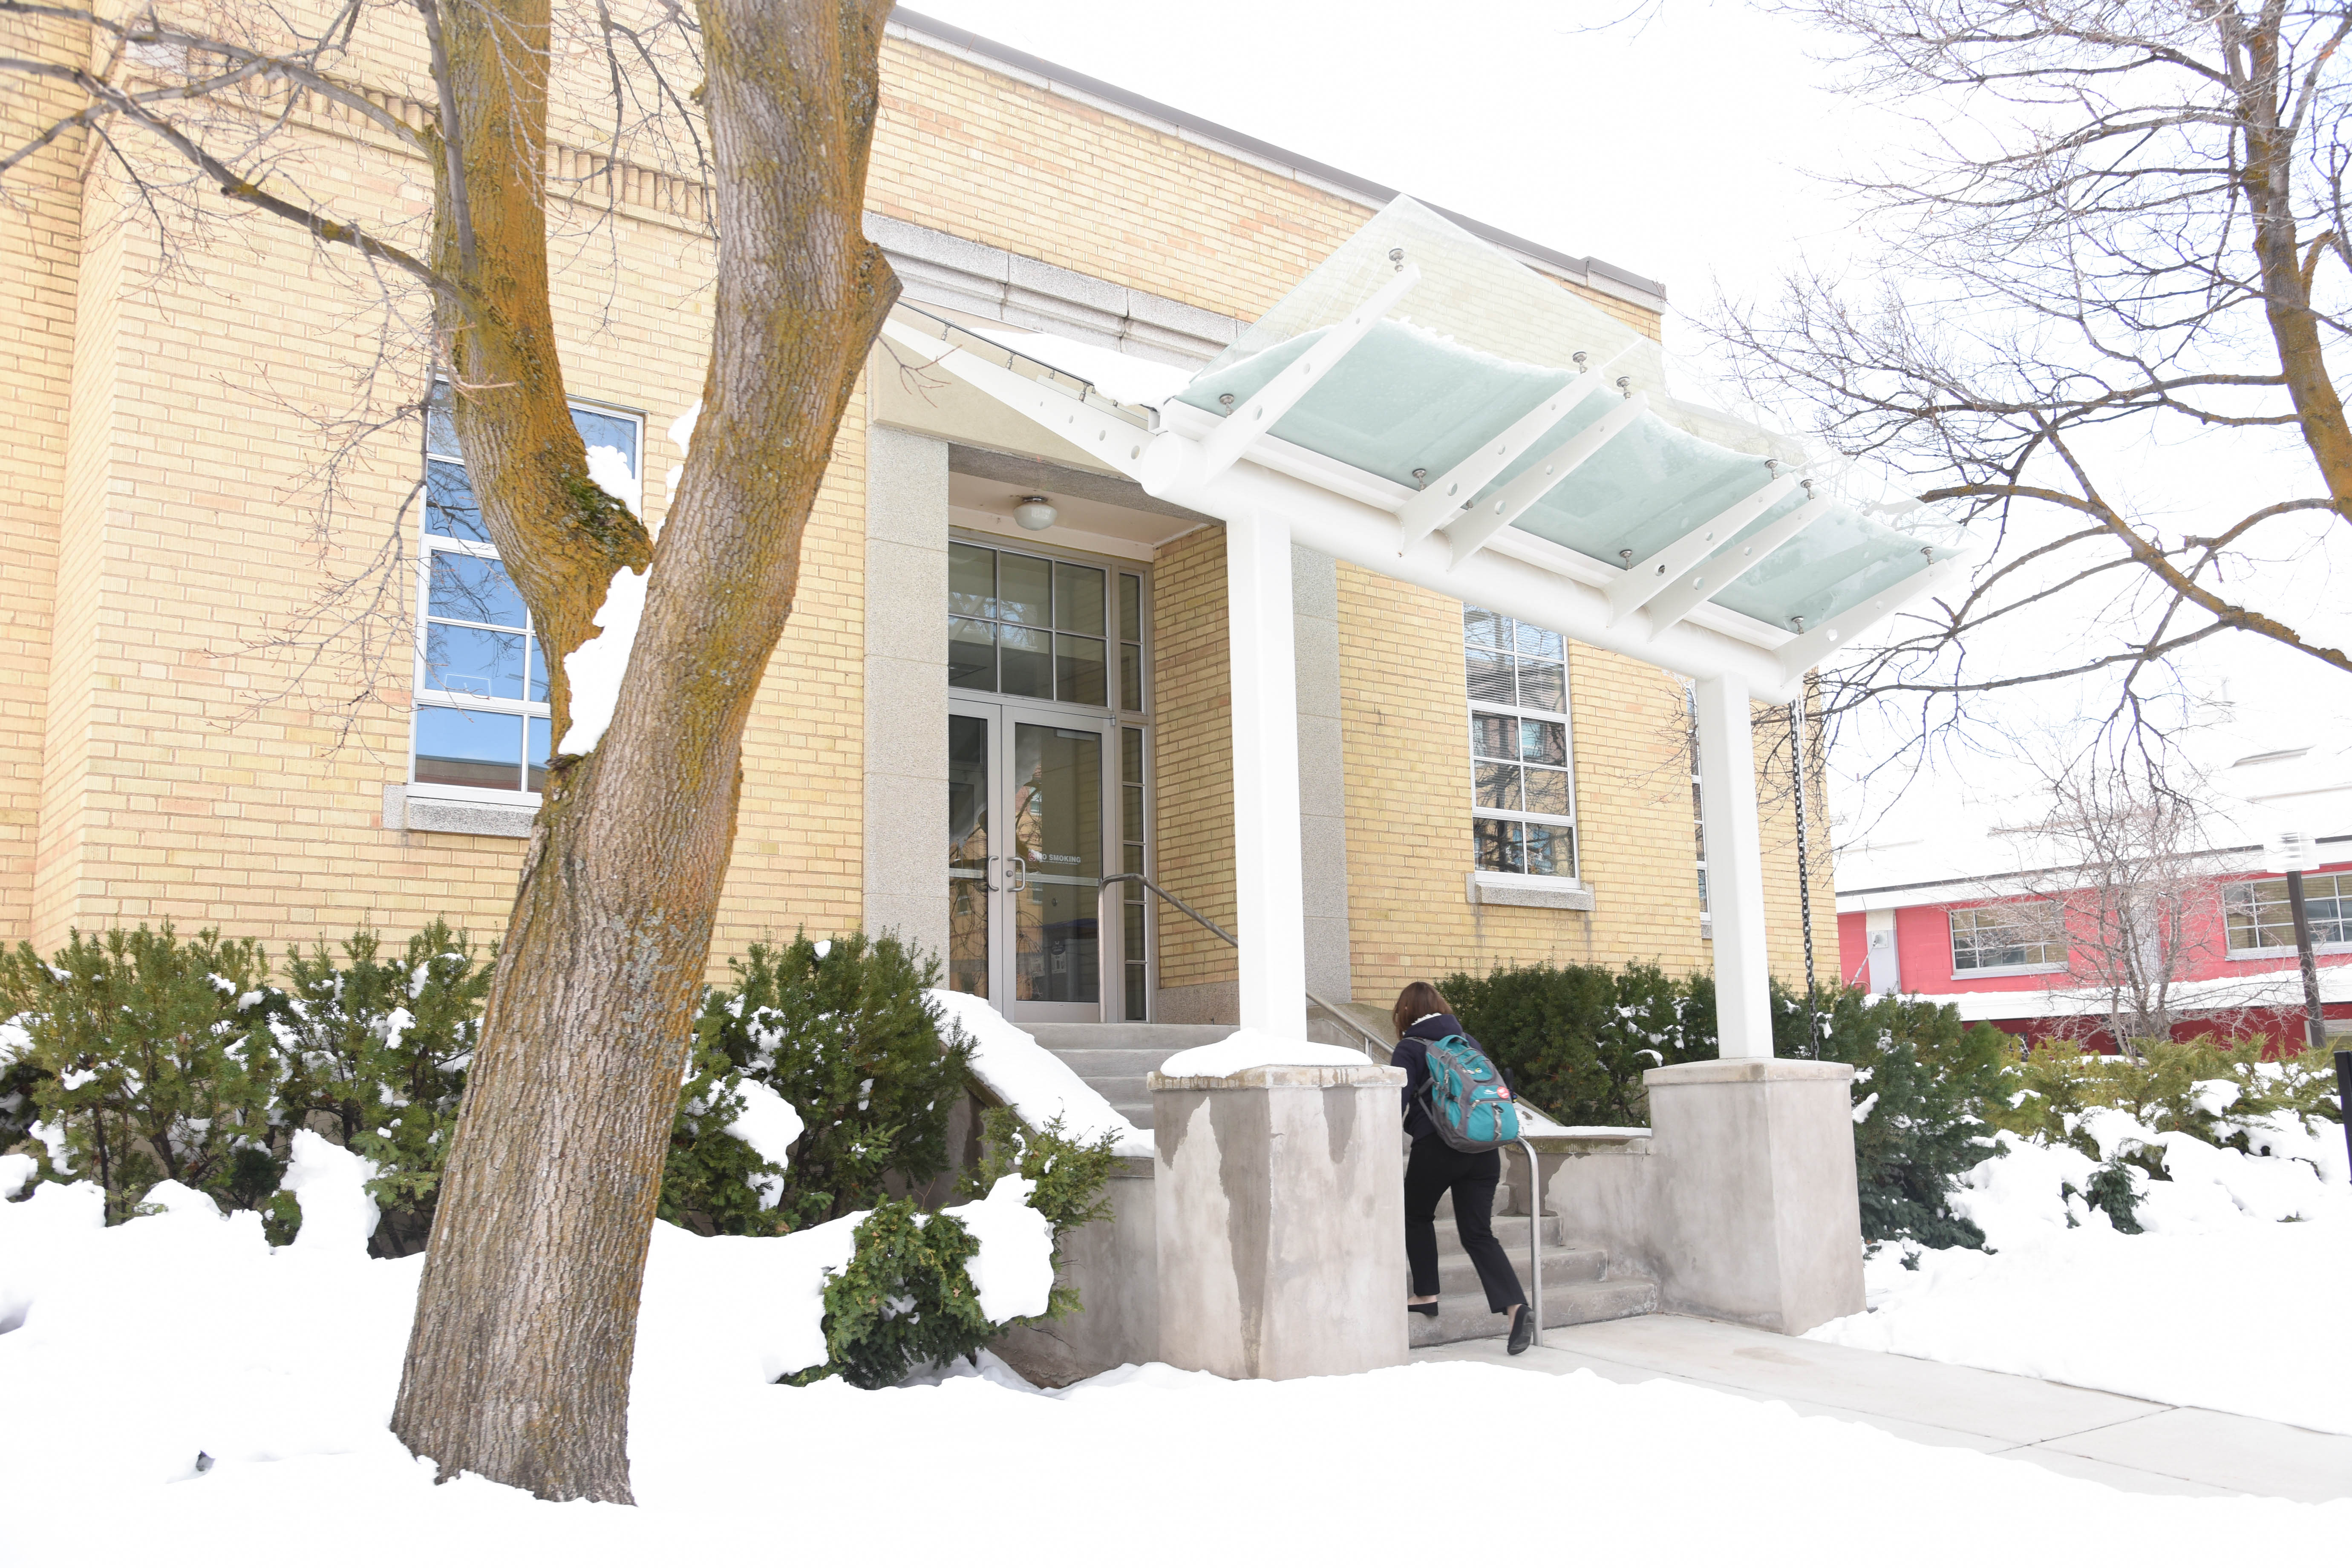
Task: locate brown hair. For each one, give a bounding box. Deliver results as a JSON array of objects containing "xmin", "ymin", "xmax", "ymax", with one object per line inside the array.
[{"xmin": 1391, "ymin": 981, "xmax": 1453, "ymax": 1038}]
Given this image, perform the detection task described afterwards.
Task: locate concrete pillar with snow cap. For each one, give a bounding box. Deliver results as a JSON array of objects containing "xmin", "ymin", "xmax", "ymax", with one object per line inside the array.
[
  {"xmin": 1543, "ymin": 674, "xmax": 1862, "ymax": 1335},
  {"xmin": 1149, "ymin": 1031, "xmax": 1406, "ymax": 1379}
]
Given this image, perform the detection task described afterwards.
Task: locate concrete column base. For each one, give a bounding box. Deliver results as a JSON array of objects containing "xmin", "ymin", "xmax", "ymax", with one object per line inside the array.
[
  {"xmin": 1547, "ymin": 1058, "xmax": 1864, "ymax": 1335},
  {"xmin": 1149, "ymin": 1061, "xmax": 1407, "ymax": 1379}
]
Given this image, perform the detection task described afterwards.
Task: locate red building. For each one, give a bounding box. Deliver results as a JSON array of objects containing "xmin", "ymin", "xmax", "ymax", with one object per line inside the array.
[{"xmin": 1834, "ymin": 748, "xmax": 2352, "ymax": 1053}]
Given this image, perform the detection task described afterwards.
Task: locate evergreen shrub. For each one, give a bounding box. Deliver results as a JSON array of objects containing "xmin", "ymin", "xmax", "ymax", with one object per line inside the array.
[
  {"xmin": 686, "ymin": 932, "xmax": 972, "ymax": 1232},
  {"xmin": 1442, "ymin": 960, "xmax": 2015, "ymax": 1250},
  {"xmin": 1992, "ymin": 1035, "xmax": 2344, "ymax": 1156},
  {"xmin": 1441, "ymin": 961, "xmax": 1716, "ymax": 1125},
  {"xmin": 0, "ymin": 924, "xmax": 285, "ymax": 1222},
  {"xmin": 801, "ymin": 1112, "xmax": 1119, "ymax": 1389},
  {"xmin": 1802, "ymin": 989, "xmax": 2012, "ymax": 1250},
  {"xmin": 272, "ymin": 921, "xmax": 490, "ymax": 1254}
]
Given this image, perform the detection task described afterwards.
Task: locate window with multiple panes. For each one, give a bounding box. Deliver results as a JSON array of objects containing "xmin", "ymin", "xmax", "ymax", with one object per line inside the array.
[
  {"xmin": 1464, "ymin": 606, "xmax": 1577, "ymax": 879},
  {"xmin": 1948, "ymin": 903, "xmax": 2065, "ymax": 971},
  {"xmin": 948, "ymin": 542, "xmax": 1147, "ymax": 715},
  {"xmin": 417, "ymin": 387, "xmax": 641, "ymax": 795},
  {"xmin": 2224, "ymin": 874, "xmax": 2352, "ymax": 952}
]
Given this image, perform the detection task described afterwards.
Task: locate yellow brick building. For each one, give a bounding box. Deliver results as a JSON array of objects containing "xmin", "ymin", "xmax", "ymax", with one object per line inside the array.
[{"xmin": 0, "ymin": 7, "xmax": 1835, "ymax": 1029}]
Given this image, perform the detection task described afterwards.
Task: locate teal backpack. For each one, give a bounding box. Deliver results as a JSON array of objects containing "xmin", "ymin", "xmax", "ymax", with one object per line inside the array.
[{"xmin": 1417, "ymin": 1034, "xmax": 1522, "ymax": 1152}]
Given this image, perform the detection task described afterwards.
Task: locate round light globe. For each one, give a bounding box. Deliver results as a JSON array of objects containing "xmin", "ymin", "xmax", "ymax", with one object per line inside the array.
[{"xmin": 1013, "ymin": 495, "xmax": 1057, "ymax": 531}]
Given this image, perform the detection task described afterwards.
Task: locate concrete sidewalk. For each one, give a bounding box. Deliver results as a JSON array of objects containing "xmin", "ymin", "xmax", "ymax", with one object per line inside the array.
[{"xmin": 1414, "ymin": 1313, "xmax": 2352, "ymax": 1503}]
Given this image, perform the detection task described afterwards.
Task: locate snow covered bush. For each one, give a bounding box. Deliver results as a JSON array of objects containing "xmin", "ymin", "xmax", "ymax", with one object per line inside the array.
[
  {"xmin": 1992, "ymin": 1035, "xmax": 2342, "ymax": 1159},
  {"xmin": 659, "ymin": 1042, "xmax": 805, "ymax": 1237},
  {"xmin": 271, "ymin": 921, "xmax": 491, "ymax": 1254},
  {"xmin": 0, "ymin": 924, "xmax": 285, "ymax": 1222},
  {"xmin": 956, "ymin": 1109, "xmax": 1120, "ymax": 1320},
  {"xmin": 798, "ymin": 1198, "xmax": 994, "ymax": 1389},
  {"xmin": 1801, "ymin": 989, "xmax": 2014, "ymax": 1250},
  {"xmin": 687, "ymin": 932, "xmax": 973, "ymax": 1231},
  {"xmin": 1442, "ymin": 961, "xmax": 1715, "ymax": 1124}
]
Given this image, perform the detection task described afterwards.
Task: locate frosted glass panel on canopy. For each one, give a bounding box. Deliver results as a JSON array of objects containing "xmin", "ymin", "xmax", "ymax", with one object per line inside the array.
[{"xmin": 1176, "ymin": 197, "xmax": 1951, "ymax": 634}]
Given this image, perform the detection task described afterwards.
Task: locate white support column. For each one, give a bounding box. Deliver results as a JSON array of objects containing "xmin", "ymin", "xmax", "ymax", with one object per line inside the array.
[
  {"xmin": 1225, "ymin": 510, "xmax": 1310, "ymax": 1036},
  {"xmin": 1695, "ymin": 674, "xmax": 1774, "ymax": 1058}
]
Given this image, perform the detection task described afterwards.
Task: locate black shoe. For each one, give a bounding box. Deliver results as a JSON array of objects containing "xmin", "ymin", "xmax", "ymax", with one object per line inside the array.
[
  {"xmin": 1408, "ymin": 1300, "xmax": 1440, "ymax": 1318},
  {"xmin": 1506, "ymin": 1304, "xmax": 1535, "ymax": 1355}
]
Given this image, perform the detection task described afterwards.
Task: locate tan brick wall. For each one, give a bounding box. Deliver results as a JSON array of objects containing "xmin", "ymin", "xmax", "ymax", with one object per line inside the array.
[
  {"xmin": 14, "ymin": 84, "xmax": 865, "ymax": 970},
  {"xmin": 1336, "ymin": 560, "xmax": 1833, "ymax": 1007},
  {"xmin": 1146, "ymin": 526, "xmax": 1237, "ymax": 991},
  {"xmin": 867, "ymin": 37, "xmax": 1661, "ymax": 340},
  {"xmin": 0, "ymin": 9, "xmax": 85, "ymax": 943}
]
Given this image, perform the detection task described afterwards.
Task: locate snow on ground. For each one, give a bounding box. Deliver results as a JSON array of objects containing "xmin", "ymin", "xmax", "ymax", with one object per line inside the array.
[
  {"xmin": 928, "ymin": 989, "xmax": 1152, "ymax": 1157},
  {"xmin": 1812, "ymin": 1125, "xmax": 2352, "ymax": 1433},
  {"xmin": 4, "ymin": 1151, "xmax": 2345, "ymax": 1563},
  {"xmin": 4, "ymin": 1175, "xmax": 2352, "ymax": 1561}
]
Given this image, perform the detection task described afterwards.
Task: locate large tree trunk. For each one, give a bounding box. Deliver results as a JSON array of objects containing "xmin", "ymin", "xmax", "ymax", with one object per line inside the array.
[{"xmin": 390, "ymin": 0, "xmax": 899, "ymax": 1503}]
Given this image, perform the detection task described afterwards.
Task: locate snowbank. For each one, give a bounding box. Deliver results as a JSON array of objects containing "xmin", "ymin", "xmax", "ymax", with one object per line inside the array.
[
  {"xmin": 927, "ymin": 989, "xmax": 1150, "ymax": 1158},
  {"xmin": 1155, "ymin": 1026, "xmax": 1369, "ymax": 1078},
  {"xmin": 5, "ymin": 1208, "xmax": 2346, "ymax": 1565},
  {"xmin": 1812, "ymin": 1126, "xmax": 2352, "ymax": 1432},
  {"xmin": 280, "ymin": 1130, "xmax": 383, "ymax": 1253}
]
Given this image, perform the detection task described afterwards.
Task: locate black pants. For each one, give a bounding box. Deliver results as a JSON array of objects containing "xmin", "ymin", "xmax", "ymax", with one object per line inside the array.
[{"xmin": 1404, "ymin": 1136, "xmax": 1527, "ymax": 1315}]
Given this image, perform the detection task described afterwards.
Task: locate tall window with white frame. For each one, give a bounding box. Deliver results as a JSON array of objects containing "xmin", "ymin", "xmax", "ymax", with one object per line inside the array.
[
  {"xmin": 1464, "ymin": 606, "xmax": 1578, "ymax": 879},
  {"xmin": 415, "ymin": 387, "xmax": 642, "ymax": 797}
]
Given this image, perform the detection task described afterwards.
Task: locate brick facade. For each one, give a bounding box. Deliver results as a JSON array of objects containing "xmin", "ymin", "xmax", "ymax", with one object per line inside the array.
[{"xmin": 2, "ymin": 13, "xmax": 1833, "ymax": 1005}]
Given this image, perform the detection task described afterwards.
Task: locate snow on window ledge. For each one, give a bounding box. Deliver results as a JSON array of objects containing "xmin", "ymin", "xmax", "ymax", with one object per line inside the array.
[{"xmin": 1466, "ymin": 869, "xmax": 1594, "ymax": 911}]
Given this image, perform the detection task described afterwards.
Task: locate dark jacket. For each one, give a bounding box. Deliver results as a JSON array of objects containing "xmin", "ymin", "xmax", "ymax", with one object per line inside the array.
[{"xmin": 1392, "ymin": 1012, "xmax": 1477, "ymax": 1142}]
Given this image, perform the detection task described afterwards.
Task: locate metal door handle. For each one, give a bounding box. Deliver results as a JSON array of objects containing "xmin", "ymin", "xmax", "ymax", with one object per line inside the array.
[{"xmin": 1006, "ymin": 857, "xmax": 1028, "ymax": 892}]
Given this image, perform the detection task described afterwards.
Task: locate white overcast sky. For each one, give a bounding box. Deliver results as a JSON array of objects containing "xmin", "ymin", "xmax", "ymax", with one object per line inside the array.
[{"xmin": 905, "ymin": 0, "xmax": 2352, "ymax": 852}]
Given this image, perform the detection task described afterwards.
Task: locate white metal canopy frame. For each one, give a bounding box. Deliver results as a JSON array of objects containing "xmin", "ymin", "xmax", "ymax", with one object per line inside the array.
[{"xmin": 881, "ymin": 197, "xmax": 1964, "ymax": 1055}]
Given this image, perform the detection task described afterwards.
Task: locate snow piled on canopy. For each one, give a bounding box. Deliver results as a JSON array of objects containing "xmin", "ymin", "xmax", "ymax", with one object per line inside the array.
[
  {"xmin": 1810, "ymin": 1119, "xmax": 2352, "ymax": 1433},
  {"xmin": 1156, "ymin": 1026, "xmax": 1371, "ymax": 1078},
  {"xmin": 3, "ymin": 1166, "xmax": 2346, "ymax": 1565},
  {"xmin": 927, "ymin": 989, "xmax": 1150, "ymax": 1158}
]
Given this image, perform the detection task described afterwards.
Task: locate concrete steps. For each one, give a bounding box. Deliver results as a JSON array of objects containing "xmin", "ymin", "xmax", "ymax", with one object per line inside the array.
[
  {"xmin": 1410, "ymin": 1190, "xmax": 1657, "ymax": 1347},
  {"xmin": 1023, "ymin": 1023, "xmax": 1232, "ymax": 1130},
  {"xmin": 1020, "ymin": 1020, "xmax": 1659, "ymax": 1343}
]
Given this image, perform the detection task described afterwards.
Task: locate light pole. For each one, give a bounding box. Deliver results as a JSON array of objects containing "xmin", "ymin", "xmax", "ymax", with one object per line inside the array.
[{"xmin": 2267, "ymin": 830, "xmax": 2348, "ymax": 1180}]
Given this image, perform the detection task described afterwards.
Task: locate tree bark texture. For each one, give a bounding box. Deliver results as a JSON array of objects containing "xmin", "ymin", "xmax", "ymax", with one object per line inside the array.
[{"xmin": 391, "ymin": 0, "xmax": 899, "ymax": 1503}]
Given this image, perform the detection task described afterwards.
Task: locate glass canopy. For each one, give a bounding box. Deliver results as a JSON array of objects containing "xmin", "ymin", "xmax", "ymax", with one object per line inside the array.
[{"xmin": 1169, "ymin": 197, "xmax": 1951, "ymax": 634}]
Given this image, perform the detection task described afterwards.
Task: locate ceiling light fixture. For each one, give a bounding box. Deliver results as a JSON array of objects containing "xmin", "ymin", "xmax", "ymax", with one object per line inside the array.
[{"xmin": 1013, "ymin": 495, "xmax": 1058, "ymax": 531}]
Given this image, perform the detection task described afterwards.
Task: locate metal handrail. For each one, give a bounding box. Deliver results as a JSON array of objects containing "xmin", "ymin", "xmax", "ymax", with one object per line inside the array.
[
  {"xmin": 1515, "ymin": 1136, "xmax": 1544, "ymax": 1351},
  {"xmin": 1095, "ymin": 872, "xmax": 1537, "ymax": 1349},
  {"xmin": 1094, "ymin": 873, "xmax": 1391, "ymax": 1059}
]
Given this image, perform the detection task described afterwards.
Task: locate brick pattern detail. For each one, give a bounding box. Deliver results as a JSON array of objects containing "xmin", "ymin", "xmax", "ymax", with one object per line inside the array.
[{"xmin": 1147, "ymin": 527, "xmax": 1237, "ymax": 989}]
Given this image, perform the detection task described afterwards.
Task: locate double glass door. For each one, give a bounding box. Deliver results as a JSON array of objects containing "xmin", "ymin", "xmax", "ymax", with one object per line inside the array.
[{"xmin": 948, "ymin": 700, "xmax": 1115, "ymax": 1021}]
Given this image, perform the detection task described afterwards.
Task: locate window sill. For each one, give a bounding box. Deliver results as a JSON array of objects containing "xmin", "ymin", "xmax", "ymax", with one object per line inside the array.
[
  {"xmin": 1466, "ymin": 870, "xmax": 1594, "ymax": 911},
  {"xmin": 1949, "ymin": 962, "xmax": 2068, "ymax": 980},
  {"xmin": 2225, "ymin": 945, "xmax": 2352, "ymax": 962},
  {"xmin": 384, "ymin": 784, "xmax": 539, "ymax": 839}
]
